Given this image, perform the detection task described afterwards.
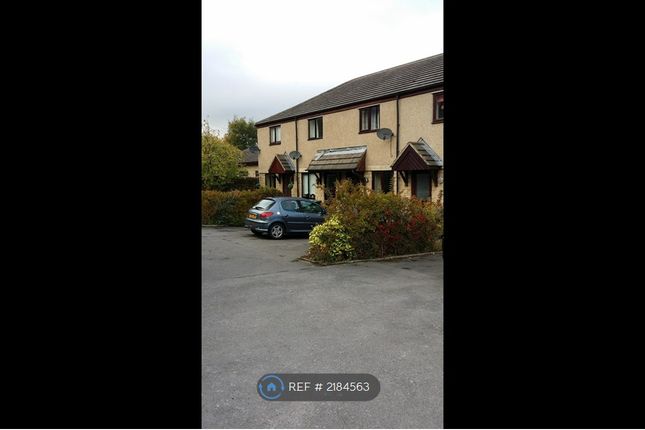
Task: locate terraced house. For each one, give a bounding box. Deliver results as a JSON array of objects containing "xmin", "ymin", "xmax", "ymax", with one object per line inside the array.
[{"xmin": 255, "ymin": 53, "xmax": 444, "ymax": 201}]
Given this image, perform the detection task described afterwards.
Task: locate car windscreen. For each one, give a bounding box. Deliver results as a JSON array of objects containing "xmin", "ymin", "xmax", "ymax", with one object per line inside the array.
[{"xmin": 252, "ymin": 199, "xmax": 275, "ymax": 210}]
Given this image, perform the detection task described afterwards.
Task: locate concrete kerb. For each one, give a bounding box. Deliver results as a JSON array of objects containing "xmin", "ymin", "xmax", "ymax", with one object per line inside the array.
[
  {"xmin": 299, "ymin": 251, "xmax": 443, "ymax": 266},
  {"xmin": 200, "ymin": 226, "xmax": 443, "ymax": 265}
]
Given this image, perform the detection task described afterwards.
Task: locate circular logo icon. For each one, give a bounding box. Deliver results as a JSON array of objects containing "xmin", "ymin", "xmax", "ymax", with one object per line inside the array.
[{"xmin": 257, "ymin": 374, "xmax": 285, "ymax": 400}]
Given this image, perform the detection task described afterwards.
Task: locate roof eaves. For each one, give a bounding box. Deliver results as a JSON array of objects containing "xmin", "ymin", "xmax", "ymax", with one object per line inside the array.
[{"xmin": 255, "ymin": 83, "xmax": 443, "ymax": 128}]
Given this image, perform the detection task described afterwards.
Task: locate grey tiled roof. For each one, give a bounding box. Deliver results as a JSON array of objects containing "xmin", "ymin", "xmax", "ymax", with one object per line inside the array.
[
  {"xmin": 256, "ymin": 53, "xmax": 443, "ymax": 127},
  {"xmin": 306, "ymin": 146, "xmax": 367, "ymax": 172},
  {"xmin": 392, "ymin": 139, "xmax": 443, "ymax": 170},
  {"xmin": 276, "ymin": 153, "xmax": 294, "ymax": 172},
  {"xmin": 241, "ymin": 146, "xmax": 259, "ymax": 164},
  {"xmin": 409, "ymin": 141, "xmax": 443, "ymax": 168}
]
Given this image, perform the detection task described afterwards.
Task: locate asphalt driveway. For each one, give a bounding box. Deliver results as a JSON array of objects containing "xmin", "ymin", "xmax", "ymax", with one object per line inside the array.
[{"xmin": 202, "ymin": 227, "xmax": 443, "ymax": 428}]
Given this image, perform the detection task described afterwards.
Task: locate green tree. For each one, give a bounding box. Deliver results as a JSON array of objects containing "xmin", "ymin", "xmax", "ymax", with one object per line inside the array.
[
  {"xmin": 225, "ymin": 116, "xmax": 257, "ymax": 150},
  {"xmin": 202, "ymin": 120, "xmax": 245, "ymax": 190}
]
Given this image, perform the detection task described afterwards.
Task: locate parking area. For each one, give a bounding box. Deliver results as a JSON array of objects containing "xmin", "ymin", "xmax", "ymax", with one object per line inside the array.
[{"xmin": 202, "ymin": 227, "xmax": 443, "ymax": 428}]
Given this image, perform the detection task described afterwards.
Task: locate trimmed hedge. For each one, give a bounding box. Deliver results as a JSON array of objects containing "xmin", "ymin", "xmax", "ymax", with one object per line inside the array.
[
  {"xmin": 306, "ymin": 180, "xmax": 443, "ymax": 263},
  {"xmin": 202, "ymin": 187, "xmax": 286, "ymax": 226},
  {"xmin": 211, "ymin": 176, "xmax": 260, "ymax": 192}
]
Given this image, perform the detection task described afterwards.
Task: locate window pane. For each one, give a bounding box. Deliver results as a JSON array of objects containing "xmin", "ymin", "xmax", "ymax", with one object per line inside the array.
[
  {"xmin": 254, "ymin": 199, "xmax": 275, "ymax": 210},
  {"xmin": 374, "ymin": 172, "xmax": 382, "ymax": 192},
  {"xmin": 435, "ymin": 93, "xmax": 444, "ymax": 120},
  {"xmin": 415, "ymin": 173, "xmax": 430, "ymax": 200},
  {"xmin": 310, "ymin": 173, "xmax": 317, "ymax": 194},
  {"xmin": 270, "ymin": 126, "xmax": 280, "ymax": 143},
  {"xmin": 371, "ymin": 107, "xmax": 379, "ymax": 130},
  {"xmin": 303, "ymin": 173, "xmax": 316, "ymax": 195},
  {"xmin": 383, "ymin": 172, "xmax": 392, "ymax": 193},
  {"xmin": 317, "ymin": 118, "xmax": 322, "ymax": 138},
  {"xmin": 299, "ymin": 200, "xmax": 320, "ymax": 213},
  {"xmin": 302, "ymin": 173, "xmax": 308, "ymax": 195},
  {"xmin": 281, "ymin": 200, "xmax": 299, "ymax": 211},
  {"xmin": 361, "ymin": 110, "xmax": 368, "ymax": 130}
]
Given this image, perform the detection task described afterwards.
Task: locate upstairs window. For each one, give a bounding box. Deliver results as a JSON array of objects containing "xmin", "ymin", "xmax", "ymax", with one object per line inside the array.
[
  {"xmin": 359, "ymin": 105, "xmax": 380, "ymax": 132},
  {"xmin": 308, "ymin": 117, "xmax": 323, "ymax": 140},
  {"xmin": 269, "ymin": 125, "xmax": 281, "ymax": 145},
  {"xmin": 433, "ymin": 92, "xmax": 444, "ymax": 123}
]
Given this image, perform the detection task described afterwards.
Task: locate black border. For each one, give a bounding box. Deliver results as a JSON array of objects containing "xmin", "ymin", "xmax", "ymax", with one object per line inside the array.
[
  {"xmin": 5, "ymin": 2, "xmax": 202, "ymax": 428},
  {"xmin": 443, "ymin": 3, "xmax": 642, "ymax": 428},
  {"xmin": 6, "ymin": 1, "xmax": 642, "ymax": 428}
]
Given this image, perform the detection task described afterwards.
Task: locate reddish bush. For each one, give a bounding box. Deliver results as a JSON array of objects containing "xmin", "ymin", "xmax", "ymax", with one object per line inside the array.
[{"xmin": 307, "ymin": 180, "xmax": 443, "ymax": 262}]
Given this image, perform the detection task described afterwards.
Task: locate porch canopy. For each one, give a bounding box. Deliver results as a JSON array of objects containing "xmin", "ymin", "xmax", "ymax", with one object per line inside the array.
[
  {"xmin": 391, "ymin": 140, "xmax": 443, "ymax": 171},
  {"xmin": 306, "ymin": 145, "xmax": 367, "ymax": 172},
  {"xmin": 268, "ymin": 153, "xmax": 295, "ymax": 174}
]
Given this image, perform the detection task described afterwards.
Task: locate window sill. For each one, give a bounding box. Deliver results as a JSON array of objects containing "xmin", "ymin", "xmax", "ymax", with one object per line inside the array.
[
  {"xmin": 359, "ymin": 129, "xmax": 378, "ymax": 134},
  {"xmin": 269, "ymin": 142, "xmax": 282, "ymax": 145},
  {"xmin": 308, "ymin": 137, "xmax": 323, "ymax": 141},
  {"xmin": 432, "ymin": 118, "xmax": 444, "ymax": 124}
]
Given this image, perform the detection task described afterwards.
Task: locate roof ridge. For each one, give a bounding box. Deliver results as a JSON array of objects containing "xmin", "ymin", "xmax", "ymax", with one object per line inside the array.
[
  {"xmin": 256, "ymin": 53, "xmax": 443, "ymax": 126},
  {"xmin": 342, "ymin": 53, "xmax": 443, "ymax": 83}
]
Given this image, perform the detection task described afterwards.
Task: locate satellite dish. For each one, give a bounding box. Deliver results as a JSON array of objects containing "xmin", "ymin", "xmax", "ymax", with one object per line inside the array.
[
  {"xmin": 376, "ymin": 128, "xmax": 393, "ymax": 140},
  {"xmin": 289, "ymin": 150, "xmax": 302, "ymax": 160}
]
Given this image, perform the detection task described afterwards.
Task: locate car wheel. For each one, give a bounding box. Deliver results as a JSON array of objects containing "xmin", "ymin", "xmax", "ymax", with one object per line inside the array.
[{"xmin": 269, "ymin": 223, "xmax": 285, "ymax": 240}]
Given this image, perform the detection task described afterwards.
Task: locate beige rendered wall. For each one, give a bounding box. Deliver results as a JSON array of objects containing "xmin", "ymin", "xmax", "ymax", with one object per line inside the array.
[
  {"xmin": 257, "ymin": 121, "xmax": 297, "ymax": 196},
  {"xmin": 256, "ymin": 90, "xmax": 443, "ymax": 201},
  {"xmin": 296, "ymin": 100, "xmax": 398, "ymax": 172},
  {"xmin": 396, "ymin": 90, "xmax": 444, "ymax": 202},
  {"xmin": 243, "ymin": 165, "xmax": 258, "ymax": 178}
]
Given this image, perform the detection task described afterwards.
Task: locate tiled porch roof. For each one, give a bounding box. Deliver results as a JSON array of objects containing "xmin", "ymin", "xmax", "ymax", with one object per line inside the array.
[{"xmin": 306, "ymin": 146, "xmax": 367, "ymax": 172}]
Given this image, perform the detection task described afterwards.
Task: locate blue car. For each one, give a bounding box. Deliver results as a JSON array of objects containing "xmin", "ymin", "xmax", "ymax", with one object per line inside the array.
[{"xmin": 244, "ymin": 197, "xmax": 327, "ymax": 239}]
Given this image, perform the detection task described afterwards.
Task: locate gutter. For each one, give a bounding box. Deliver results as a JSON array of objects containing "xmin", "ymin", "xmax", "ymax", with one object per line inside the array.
[{"xmin": 255, "ymin": 84, "xmax": 443, "ymax": 128}]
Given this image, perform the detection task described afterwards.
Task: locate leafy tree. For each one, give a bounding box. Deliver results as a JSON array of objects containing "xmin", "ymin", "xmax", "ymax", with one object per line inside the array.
[
  {"xmin": 225, "ymin": 116, "xmax": 257, "ymax": 150},
  {"xmin": 202, "ymin": 120, "xmax": 245, "ymax": 190}
]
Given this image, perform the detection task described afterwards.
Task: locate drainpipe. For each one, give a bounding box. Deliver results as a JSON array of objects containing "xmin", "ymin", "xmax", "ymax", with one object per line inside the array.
[
  {"xmin": 295, "ymin": 118, "xmax": 299, "ymax": 197},
  {"xmin": 396, "ymin": 94, "xmax": 400, "ymax": 194}
]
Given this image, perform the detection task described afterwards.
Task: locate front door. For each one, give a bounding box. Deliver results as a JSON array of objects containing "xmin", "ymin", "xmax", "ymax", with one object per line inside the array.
[
  {"xmin": 324, "ymin": 172, "xmax": 338, "ymax": 198},
  {"xmin": 282, "ymin": 173, "xmax": 293, "ymax": 195},
  {"xmin": 412, "ymin": 172, "xmax": 432, "ymax": 200}
]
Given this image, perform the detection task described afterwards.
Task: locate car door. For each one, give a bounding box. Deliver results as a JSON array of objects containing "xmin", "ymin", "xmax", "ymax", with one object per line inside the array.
[
  {"xmin": 297, "ymin": 200, "xmax": 326, "ymax": 230},
  {"xmin": 279, "ymin": 199, "xmax": 307, "ymax": 231}
]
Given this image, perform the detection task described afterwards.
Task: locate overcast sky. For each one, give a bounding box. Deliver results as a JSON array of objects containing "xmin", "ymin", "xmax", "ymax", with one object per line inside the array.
[{"xmin": 202, "ymin": 0, "xmax": 443, "ymax": 136}]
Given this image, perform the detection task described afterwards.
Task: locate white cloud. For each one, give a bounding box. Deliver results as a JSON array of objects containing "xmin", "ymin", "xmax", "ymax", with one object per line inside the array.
[{"xmin": 202, "ymin": 0, "xmax": 443, "ymax": 132}]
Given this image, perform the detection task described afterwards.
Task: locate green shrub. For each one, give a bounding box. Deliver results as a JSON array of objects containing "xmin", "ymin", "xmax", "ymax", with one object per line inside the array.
[
  {"xmin": 214, "ymin": 176, "xmax": 260, "ymax": 191},
  {"xmin": 202, "ymin": 187, "xmax": 286, "ymax": 226},
  {"xmin": 306, "ymin": 180, "xmax": 443, "ymax": 262},
  {"xmin": 307, "ymin": 215, "xmax": 356, "ymax": 263}
]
